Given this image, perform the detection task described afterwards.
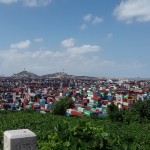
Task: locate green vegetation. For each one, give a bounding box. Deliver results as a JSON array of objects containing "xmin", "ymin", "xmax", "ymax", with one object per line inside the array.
[
  {"xmin": 0, "ymin": 111, "xmax": 106, "ymax": 150},
  {"xmin": 133, "ymin": 99, "xmax": 150, "ymax": 120},
  {"xmin": 0, "ymin": 98, "xmax": 150, "ymax": 150},
  {"xmin": 52, "ymin": 97, "xmax": 74, "ymax": 115},
  {"xmin": 107, "ymin": 99, "xmax": 150, "ymax": 124}
]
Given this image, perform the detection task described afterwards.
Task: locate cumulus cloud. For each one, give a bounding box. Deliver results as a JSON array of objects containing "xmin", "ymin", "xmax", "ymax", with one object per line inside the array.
[
  {"xmin": 83, "ymin": 13, "xmax": 103, "ymax": 24},
  {"xmin": 92, "ymin": 16, "xmax": 103, "ymax": 24},
  {"xmin": 10, "ymin": 40, "xmax": 31, "ymax": 49},
  {"xmin": 67, "ymin": 45, "xmax": 101, "ymax": 55},
  {"xmin": 0, "ymin": 47, "xmax": 109, "ymax": 76},
  {"xmin": 83, "ymin": 13, "xmax": 92, "ymax": 22},
  {"xmin": 0, "ymin": 0, "xmax": 52, "ymax": 7},
  {"xmin": 34, "ymin": 38, "xmax": 44, "ymax": 43},
  {"xmin": 23, "ymin": 0, "xmax": 52, "ymax": 7},
  {"xmin": 0, "ymin": 38, "xmax": 146, "ymax": 77},
  {"xmin": 81, "ymin": 13, "xmax": 103, "ymax": 29},
  {"xmin": 0, "ymin": 41, "xmax": 102, "ymax": 76},
  {"xmin": 107, "ymin": 33, "xmax": 113, "ymax": 39},
  {"xmin": 0, "ymin": 46, "xmax": 144, "ymax": 77},
  {"xmin": 113, "ymin": 0, "xmax": 150, "ymax": 23},
  {"xmin": 0, "ymin": 0, "xmax": 17, "ymax": 4},
  {"xmin": 61, "ymin": 38, "xmax": 76, "ymax": 48},
  {"xmin": 80, "ymin": 24, "xmax": 88, "ymax": 30},
  {"xmin": 104, "ymin": 33, "xmax": 113, "ymax": 41}
]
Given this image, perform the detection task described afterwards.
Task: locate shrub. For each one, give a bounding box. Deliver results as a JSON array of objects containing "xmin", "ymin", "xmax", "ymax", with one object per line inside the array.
[{"xmin": 52, "ymin": 97, "xmax": 74, "ymax": 115}]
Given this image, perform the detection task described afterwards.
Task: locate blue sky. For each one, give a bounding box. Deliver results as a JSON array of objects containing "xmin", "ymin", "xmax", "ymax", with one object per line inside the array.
[{"xmin": 0, "ymin": 0, "xmax": 150, "ymax": 78}]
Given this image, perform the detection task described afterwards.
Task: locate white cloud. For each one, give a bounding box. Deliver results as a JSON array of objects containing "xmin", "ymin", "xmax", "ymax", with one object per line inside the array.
[
  {"xmin": 83, "ymin": 13, "xmax": 92, "ymax": 22},
  {"xmin": 0, "ymin": 47, "xmax": 144, "ymax": 77},
  {"xmin": 80, "ymin": 24, "xmax": 88, "ymax": 30},
  {"xmin": 10, "ymin": 40, "xmax": 31, "ymax": 49},
  {"xmin": 113, "ymin": 0, "xmax": 150, "ymax": 23},
  {"xmin": 34, "ymin": 38, "xmax": 44, "ymax": 43},
  {"xmin": 0, "ymin": 0, "xmax": 17, "ymax": 4},
  {"xmin": 0, "ymin": 47, "xmax": 107, "ymax": 76},
  {"xmin": 81, "ymin": 14, "xmax": 103, "ymax": 29},
  {"xmin": 0, "ymin": 0, "xmax": 52, "ymax": 6},
  {"xmin": 0, "ymin": 39, "xmax": 146, "ymax": 77},
  {"xmin": 67, "ymin": 45, "xmax": 101, "ymax": 55},
  {"xmin": 23, "ymin": 0, "xmax": 52, "ymax": 7},
  {"xmin": 92, "ymin": 16, "xmax": 103, "ymax": 24},
  {"xmin": 61, "ymin": 38, "xmax": 76, "ymax": 48},
  {"xmin": 105, "ymin": 33, "xmax": 113, "ymax": 40}
]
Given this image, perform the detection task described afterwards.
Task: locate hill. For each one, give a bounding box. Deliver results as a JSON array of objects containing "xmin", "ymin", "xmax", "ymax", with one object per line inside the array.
[
  {"xmin": 11, "ymin": 71, "xmax": 99, "ymax": 80},
  {"xmin": 12, "ymin": 71, "xmax": 39, "ymax": 78},
  {"xmin": 42, "ymin": 72, "xmax": 72, "ymax": 79}
]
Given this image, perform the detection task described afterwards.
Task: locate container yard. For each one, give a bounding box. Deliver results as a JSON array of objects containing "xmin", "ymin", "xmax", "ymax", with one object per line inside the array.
[{"xmin": 0, "ymin": 71, "xmax": 149, "ymax": 117}]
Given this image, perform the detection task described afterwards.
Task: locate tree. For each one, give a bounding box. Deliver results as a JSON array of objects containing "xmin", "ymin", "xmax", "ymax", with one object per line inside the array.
[
  {"xmin": 132, "ymin": 99, "xmax": 150, "ymax": 120},
  {"xmin": 107, "ymin": 102, "xmax": 123, "ymax": 122},
  {"xmin": 52, "ymin": 97, "xmax": 74, "ymax": 115}
]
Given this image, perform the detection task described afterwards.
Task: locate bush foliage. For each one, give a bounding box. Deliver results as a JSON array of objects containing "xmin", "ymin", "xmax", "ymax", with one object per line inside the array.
[
  {"xmin": 0, "ymin": 98, "xmax": 150, "ymax": 149},
  {"xmin": 52, "ymin": 96, "xmax": 74, "ymax": 115}
]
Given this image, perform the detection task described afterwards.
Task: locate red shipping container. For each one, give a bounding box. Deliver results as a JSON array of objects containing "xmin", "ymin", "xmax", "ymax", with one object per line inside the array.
[
  {"xmin": 93, "ymin": 96, "xmax": 101, "ymax": 101},
  {"xmin": 85, "ymin": 106, "xmax": 91, "ymax": 110},
  {"xmin": 71, "ymin": 110, "xmax": 84, "ymax": 117}
]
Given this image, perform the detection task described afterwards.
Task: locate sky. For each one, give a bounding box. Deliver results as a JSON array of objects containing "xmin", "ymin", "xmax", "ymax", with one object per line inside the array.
[{"xmin": 0, "ymin": 0, "xmax": 150, "ymax": 78}]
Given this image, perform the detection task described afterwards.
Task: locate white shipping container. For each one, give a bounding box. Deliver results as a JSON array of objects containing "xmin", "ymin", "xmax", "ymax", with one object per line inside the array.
[
  {"xmin": 89, "ymin": 99, "xmax": 94, "ymax": 103},
  {"xmin": 87, "ymin": 96, "xmax": 92, "ymax": 100},
  {"xmin": 40, "ymin": 111, "xmax": 46, "ymax": 114},
  {"xmin": 77, "ymin": 107, "xmax": 85, "ymax": 113},
  {"xmin": 87, "ymin": 103, "xmax": 95, "ymax": 107},
  {"xmin": 67, "ymin": 109, "xmax": 73, "ymax": 114},
  {"xmin": 123, "ymin": 102, "xmax": 128, "ymax": 106},
  {"xmin": 45, "ymin": 104, "xmax": 48, "ymax": 109},
  {"xmin": 74, "ymin": 103, "xmax": 83, "ymax": 107},
  {"xmin": 29, "ymin": 93, "xmax": 35, "ymax": 97},
  {"xmin": 118, "ymin": 104, "xmax": 122, "ymax": 109},
  {"xmin": 44, "ymin": 88, "xmax": 47, "ymax": 94},
  {"xmin": 102, "ymin": 104, "xmax": 107, "ymax": 108},
  {"xmin": 13, "ymin": 92, "xmax": 16, "ymax": 102},
  {"xmin": 90, "ymin": 94, "xmax": 94, "ymax": 98},
  {"xmin": 108, "ymin": 102, "xmax": 111, "ymax": 105}
]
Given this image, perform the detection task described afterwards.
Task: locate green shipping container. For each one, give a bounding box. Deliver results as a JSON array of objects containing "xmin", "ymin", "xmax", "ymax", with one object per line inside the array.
[
  {"xmin": 91, "ymin": 108, "xmax": 96, "ymax": 111},
  {"xmin": 84, "ymin": 110, "xmax": 92, "ymax": 117},
  {"xmin": 95, "ymin": 101, "xmax": 99, "ymax": 104},
  {"xmin": 90, "ymin": 91, "xmax": 94, "ymax": 95},
  {"xmin": 102, "ymin": 107, "xmax": 107, "ymax": 113}
]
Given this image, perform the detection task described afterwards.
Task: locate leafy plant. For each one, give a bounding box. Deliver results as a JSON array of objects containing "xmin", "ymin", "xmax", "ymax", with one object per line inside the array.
[
  {"xmin": 52, "ymin": 96, "xmax": 74, "ymax": 115},
  {"xmin": 132, "ymin": 99, "xmax": 150, "ymax": 120},
  {"xmin": 0, "ymin": 108, "xmax": 150, "ymax": 150},
  {"xmin": 107, "ymin": 102, "xmax": 123, "ymax": 122}
]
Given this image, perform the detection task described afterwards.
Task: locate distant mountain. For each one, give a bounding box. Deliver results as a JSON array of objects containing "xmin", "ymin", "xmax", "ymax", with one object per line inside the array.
[
  {"xmin": 72, "ymin": 75, "xmax": 98, "ymax": 80},
  {"xmin": 8, "ymin": 71, "xmax": 150, "ymax": 81},
  {"xmin": 11, "ymin": 71, "xmax": 99, "ymax": 80},
  {"xmin": 12, "ymin": 71, "xmax": 39, "ymax": 78},
  {"xmin": 42, "ymin": 72, "xmax": 99, "ymax": 80},
  {"xmin": 42, "ymin": 72, "xmax": 73, "ymax": 79}
]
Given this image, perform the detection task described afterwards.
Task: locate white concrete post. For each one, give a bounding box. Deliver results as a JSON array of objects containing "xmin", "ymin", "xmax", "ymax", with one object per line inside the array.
[{"xmin": 4, "ymin": 129, "xmax": 36, "ymax": 150}]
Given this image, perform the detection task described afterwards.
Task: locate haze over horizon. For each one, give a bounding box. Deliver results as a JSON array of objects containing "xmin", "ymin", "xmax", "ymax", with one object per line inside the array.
[{"xmin": 0, "ymin": 0, "xmax": 150, "ymax": 78}]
